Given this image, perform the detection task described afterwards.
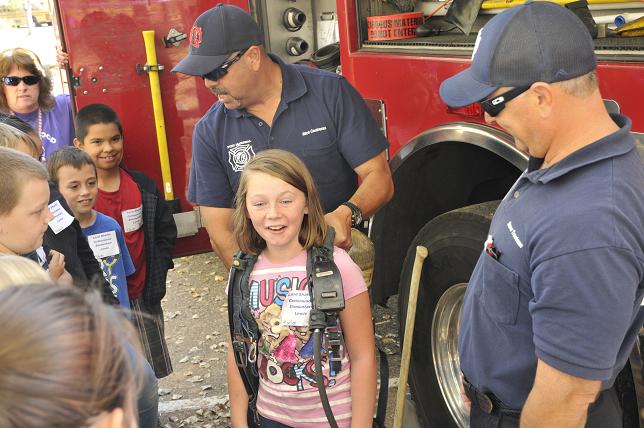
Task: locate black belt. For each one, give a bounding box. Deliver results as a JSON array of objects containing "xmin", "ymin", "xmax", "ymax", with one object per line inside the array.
[{"xmin": 463, "ymin": 378, "xmax": 520, "ymax": 416}]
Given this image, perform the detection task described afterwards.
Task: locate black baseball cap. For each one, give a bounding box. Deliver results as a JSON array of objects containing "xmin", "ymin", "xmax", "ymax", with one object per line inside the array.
[
  {"xmin": 440, "ymin": 1, "xmax": 597, "ymax": 108},
  {"xmin": 172, "ymin": 4, "xmax": 264, "ymax": 76}
]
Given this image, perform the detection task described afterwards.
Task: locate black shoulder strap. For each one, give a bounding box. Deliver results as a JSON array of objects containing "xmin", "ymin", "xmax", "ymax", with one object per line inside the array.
[
  {"xmin": 227, "ymin": 251, "xmax": 260, "ymax": 426},
  {"xmin": 307, "ymin": 227, "xmax": 345, "ymax": 313}
]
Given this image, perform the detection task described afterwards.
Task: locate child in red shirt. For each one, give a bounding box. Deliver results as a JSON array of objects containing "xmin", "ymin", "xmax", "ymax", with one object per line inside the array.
[{"xmin": 74, "ymin": 103, "xmax": 176, "ymax": 378}]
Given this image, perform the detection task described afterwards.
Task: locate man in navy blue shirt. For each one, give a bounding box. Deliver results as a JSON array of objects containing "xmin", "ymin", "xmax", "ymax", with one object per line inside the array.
[
  {"xmin": 172, "ymin": 4, "xmax": 393, "ymax": 269},
  {"xmin": 440, "ymin": 2, "xmax": 644, "ymax": 427}
]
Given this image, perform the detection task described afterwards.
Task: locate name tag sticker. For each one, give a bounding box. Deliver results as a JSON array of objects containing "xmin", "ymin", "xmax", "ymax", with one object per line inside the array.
[
  {"xmin": 87, "ymin": 231, "xmax": 120, "ymax": 259},
  {"xmin": 122, "ymin": 206, "xmax": 143, "ymax": 233},
  {"xmin": 47, "ymin": 200, "xmax": 75, "ymax": 234},
  {"xmin": 281, "ymin": 290, "xmax": 312, "ymax": 327}
]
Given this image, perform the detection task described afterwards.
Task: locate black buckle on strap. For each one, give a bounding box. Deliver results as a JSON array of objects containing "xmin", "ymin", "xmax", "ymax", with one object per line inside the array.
[{"xmin": 233, "ymin": 339, "xmax": 248, "ymax": 368}]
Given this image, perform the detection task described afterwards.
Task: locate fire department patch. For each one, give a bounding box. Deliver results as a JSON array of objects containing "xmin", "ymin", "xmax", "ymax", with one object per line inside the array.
[
  {"xmin": 228, "ymin": 141, "xmax": 255, "ymax": 172},
  {"xmin": 190, "ymin": 25, "xmax": 203, "ymax": 48}
]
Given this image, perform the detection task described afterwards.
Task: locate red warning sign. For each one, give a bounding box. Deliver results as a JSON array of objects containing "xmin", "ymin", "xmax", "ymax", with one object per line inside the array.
[{"xmin": 367, "ymin": 12, "xmax": 424, "ymax": 41}]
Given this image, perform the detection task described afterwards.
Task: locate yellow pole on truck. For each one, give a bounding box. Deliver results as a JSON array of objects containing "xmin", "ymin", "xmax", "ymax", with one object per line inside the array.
[{"xmin": 142, "ymin": 30, "xmax": 175, "ymax": 201}]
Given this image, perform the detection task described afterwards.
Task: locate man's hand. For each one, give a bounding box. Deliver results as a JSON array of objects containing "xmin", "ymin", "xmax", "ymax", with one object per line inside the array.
[
  {"xmin": 325, "ymin": 205, "xmax": 352, "ymax": 250},
  {"xmin": 460, "ymin": 380, "xmax": 472, "ymax": 414},
  {"xmin": 521, "ymin": 359, "xmax": 600, "ymax": 427}
]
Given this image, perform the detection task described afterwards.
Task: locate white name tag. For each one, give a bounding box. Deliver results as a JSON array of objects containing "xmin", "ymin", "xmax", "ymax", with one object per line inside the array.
[
  {"xmin": 47, "ymin": 200, "xmax": 75, "ymax": 234},
  {"xmin": 281, "ymin": 290, "xmax": 312, "ymax": 327},
  {"xmin": 122, "ymin": 205, "xmax": 143, "ymax": 233},
  {"xmin": 87, "ymin": 231, "xmax": 120, "ymax": 259}
]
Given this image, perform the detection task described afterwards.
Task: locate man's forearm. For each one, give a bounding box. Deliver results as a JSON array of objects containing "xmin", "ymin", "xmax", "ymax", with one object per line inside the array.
[
  {"xmin": 521, "ymin": 360, "xmax": 600, "ymax": 428},
  {"xmin": 521, "ymin": 387, "xmax": 592, "ymax": 428},
  {"xmin": 350, "ymin": 172, "xmax": 393, "ymax": 217},
  {"xmin": 200, "ymin": 207, "xmax": 237, "ymax": 270},
  {"xmin": 209, "ymin": 235, "xmax": 235, "ymax": 270}
]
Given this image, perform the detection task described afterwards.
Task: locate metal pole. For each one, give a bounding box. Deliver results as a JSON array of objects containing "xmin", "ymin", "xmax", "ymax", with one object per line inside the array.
[{"xmin": 51, "ymin": 0, "xmax": 76, "ymax": 117}]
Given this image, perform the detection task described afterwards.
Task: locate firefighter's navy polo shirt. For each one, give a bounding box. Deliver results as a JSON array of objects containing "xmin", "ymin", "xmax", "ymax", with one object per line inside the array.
[
  {"xmin": 188, "ymin": 54, "xmax": 388, "ymax": 213},
  {"xmin": 459, "ymin": 115, "xmax": 644, "ymax": 409}
]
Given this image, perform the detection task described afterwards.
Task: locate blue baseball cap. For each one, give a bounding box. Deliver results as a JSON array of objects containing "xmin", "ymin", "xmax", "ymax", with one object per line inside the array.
[
  {"xmin": 172, "ymin": 4, "xmax": 264, "ymax": 76},
  {"xmin": 440, "ymin": 1, "xmax": 597, "ymax": 108}
]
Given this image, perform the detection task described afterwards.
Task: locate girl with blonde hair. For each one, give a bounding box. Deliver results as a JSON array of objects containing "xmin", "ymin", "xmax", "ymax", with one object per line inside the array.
[{"xmin": 228, "ymin": 149, "xmax": 376, "ymax": 427}]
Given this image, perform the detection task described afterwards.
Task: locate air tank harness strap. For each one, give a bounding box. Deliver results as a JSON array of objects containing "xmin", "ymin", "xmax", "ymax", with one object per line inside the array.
[{"xmin": 228, "ymin": 251, "xmax": 260, "ymax": 427}]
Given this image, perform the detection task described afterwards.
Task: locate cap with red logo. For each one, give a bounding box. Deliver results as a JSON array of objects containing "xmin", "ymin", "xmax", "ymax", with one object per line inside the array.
[{"xmin": 172, "ymin": 3, "xmax": 263, "ymax": 76}]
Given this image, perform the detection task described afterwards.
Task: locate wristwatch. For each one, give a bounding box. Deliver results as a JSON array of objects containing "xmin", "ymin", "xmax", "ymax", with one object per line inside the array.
[{"xmin": 342, "ymin": 201, "xmax": 363, "ymax": 228}]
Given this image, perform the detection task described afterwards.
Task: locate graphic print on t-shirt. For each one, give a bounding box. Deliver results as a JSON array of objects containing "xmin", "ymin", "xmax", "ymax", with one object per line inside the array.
[
  {"xmin": 250, "ymin": 270, "xmax": 336, "ymax": 391},
  {"xmin": 87, "ymin": 231, "xmax": 121, "ymax": 298}
]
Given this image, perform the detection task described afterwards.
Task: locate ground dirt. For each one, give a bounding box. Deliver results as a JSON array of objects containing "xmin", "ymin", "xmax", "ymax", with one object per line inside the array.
[{"xmin": 158, "ymin": 252, "xmax": 403, "ymax": 428}]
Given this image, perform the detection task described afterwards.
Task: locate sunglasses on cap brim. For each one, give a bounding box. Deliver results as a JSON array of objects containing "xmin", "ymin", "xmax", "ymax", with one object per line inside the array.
[
  {"xmin": 2, "ymin": 75, "xmax": 41, "ymax": 86},
  {"xmin": 479, "ymin": 86, "xmax": 531, "ymax": 117}
]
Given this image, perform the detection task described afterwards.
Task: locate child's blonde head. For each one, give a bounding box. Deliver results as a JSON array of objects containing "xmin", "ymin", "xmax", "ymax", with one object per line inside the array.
[
  {"xmin": 0, "ymin": 122, "xmax": 41, "ymax": 160},
  {"xmin": 0, "ymin": 147, "xmax": 48, "ymax": 216},
  {"xmin": 233, "ymin": 149, "xmax": 326, "ymax": 255},
  {"xmin": 0, "ymin": 255, "xmax": 51, "ymax": 289}
]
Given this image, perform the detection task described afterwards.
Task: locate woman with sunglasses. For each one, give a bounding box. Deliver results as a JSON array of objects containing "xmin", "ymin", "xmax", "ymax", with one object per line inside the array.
[{"xmin": 0, "ymin": 47, "xmax": 74, "ymax": 160}]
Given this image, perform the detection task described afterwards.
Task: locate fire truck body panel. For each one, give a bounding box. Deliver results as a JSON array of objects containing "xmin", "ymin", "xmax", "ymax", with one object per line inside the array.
[{"xmin": 56, "ymin": 0, "xmax": 250, "ymax": 256}]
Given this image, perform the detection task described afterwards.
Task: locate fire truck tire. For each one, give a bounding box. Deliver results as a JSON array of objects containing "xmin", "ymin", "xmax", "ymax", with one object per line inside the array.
[{"xmin": 398, "ymin": 201, "xmax": 499, "ymax": 428}]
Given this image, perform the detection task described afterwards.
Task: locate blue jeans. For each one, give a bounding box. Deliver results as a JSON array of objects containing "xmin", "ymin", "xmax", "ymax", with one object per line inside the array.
[
  {"xmin": 259, "ymin": 415, "xmax": 293, "ymax": 428},
  {"xmin": 126, "ymin": 343, "xmax": 159, "ymax": 428},
  {"xmin": 138, "ymin": 358, "xmax": 159, "ymax": 428}
]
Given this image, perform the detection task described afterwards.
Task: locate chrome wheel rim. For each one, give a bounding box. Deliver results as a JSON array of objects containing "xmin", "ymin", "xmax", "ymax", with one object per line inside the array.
[{"xmin": 432, "ymin": 282, "xmax": 469, "ymax": 428}]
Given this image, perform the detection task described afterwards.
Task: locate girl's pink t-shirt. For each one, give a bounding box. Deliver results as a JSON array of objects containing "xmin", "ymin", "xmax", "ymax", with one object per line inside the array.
[{"xmin": 249, "ymin": 247, "xmax": 367, "ymax": 427}]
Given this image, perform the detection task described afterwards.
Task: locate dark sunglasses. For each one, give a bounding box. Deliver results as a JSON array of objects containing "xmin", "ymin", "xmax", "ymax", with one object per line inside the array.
[
  {"xmin": 479, "ymin": 86, "xmax": 530, "ymax": 117},
  {"xmin": 202, "ymin": 47, "xmax": 250, "ymax": 81},
  {"xmin": 1, "ymin": 75, "xmax": 41, "ymax": 86}
]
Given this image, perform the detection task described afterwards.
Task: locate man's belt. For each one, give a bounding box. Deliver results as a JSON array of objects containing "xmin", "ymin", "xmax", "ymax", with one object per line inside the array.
[{"xmin": 462, "ymin": 377, "xmax": 521, "ymax": 416}]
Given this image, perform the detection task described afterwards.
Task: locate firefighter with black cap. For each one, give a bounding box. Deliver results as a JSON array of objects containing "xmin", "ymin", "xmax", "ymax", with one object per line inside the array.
[
  {"xmin": 440, "ymin": 2, "xmax": 644, "ymax": 427},
  {"xmin": 172, "ymin": 4, "xmax": 393, "ymax": 270}
]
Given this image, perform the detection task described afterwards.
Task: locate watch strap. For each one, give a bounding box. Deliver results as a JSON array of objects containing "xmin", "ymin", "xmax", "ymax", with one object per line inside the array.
[{"xmin": 342, "ymin": 201, "xmax": 362, "ymax": 228}]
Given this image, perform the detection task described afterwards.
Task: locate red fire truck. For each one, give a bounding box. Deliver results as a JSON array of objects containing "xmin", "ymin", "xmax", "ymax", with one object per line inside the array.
[{"xmin": 53, "ymin": 0, "xmax": 643, "ymax": 426}]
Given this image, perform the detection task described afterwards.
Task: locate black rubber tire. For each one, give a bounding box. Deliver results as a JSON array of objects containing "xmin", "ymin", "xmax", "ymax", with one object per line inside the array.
[{"xmin": 398, "ymin": 201, "xmax": 499, "ymax": 428}]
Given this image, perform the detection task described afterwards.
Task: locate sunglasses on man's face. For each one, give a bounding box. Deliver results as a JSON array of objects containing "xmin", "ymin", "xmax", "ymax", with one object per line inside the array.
[
  {"xmin": 202, "ymin": 48, "xmax": 250, "ymax": 81},
  {"xmin": 1, "ymin": 75, "xmax": 41, "ymax": 86},
  {"xmin": 479, "ymin": 86, "xmax": 531, "ymax": 117}
]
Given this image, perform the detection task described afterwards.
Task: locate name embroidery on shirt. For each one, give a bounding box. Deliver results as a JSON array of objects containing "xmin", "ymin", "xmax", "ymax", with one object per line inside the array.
[
  {"xmin": 302, "ymin": 126, "xmax": 327, "ymax": 136},
  {"xmin": 506, "ymin": 221, "xmax": 524, "ymax": 249},
  {"xmin": 227, "ymin": 140, "xmax": 255, "ymax": 172}
]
